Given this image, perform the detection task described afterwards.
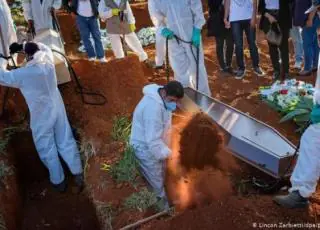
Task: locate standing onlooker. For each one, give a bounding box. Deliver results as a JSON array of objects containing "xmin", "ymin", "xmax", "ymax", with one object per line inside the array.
[
  {"xmin": 224, "ymin": 0, "xmax": 265, "ymax": 80},
  {"xmin": 0, "ymin": 0, "xmax": 17, "ymax": 69},
  {"xmin": 70, "ymin": 0, "xmax": 106, "ymax": 62},
  {"xmin": 290, "ymin": 26, "xmax": 304, "ymax": 70},
  {"xmin": 208, "ymin": 0, "xmax": 234, "ymax": 74},
  {"xmin": 294, "ymin": 0, "xmax": 320, "ymax": 76},
  {"xmin": 98, "ymin": 0, "xmax": 148, "ymax": 62},
  {"xmin": 148, "ymin": 0, "xmax": 166, "ymax": 69},
  {"xmin": 259, "ymin": 0, "xmax": 293, "ymax": 79},
  {"xmin": 23, "ymin": 0, "xmax": 62, "ymax": 34}
]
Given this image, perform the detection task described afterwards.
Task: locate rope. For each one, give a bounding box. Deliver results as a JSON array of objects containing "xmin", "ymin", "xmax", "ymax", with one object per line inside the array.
[
  {"xmin": 164, "ymin": 34, "xmax": 200, "ymax": 91},
  {"xmin": 52, "ymin": 50, "xmax": 107, "ymax": 106}
]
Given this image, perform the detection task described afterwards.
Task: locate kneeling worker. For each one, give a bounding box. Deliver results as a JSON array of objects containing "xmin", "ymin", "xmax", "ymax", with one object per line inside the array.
[
  {"xmin": 130, "ymin": 81, "xmax": 184, "ymax": 209},
  {"xmin": 1, "ymin": 42, "xmax": 83, "ymax": 192},
  {"xmin": 273, "ymin": 0, "xmax": 320, "ymax": 209}
]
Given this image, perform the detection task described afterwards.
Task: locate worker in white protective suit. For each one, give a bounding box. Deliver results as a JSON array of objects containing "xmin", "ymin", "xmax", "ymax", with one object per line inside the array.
[
  {"xmin": 22, "ymin": 0, "xmax": 62, "ymax": 34},
  {"xmin": 153, "ymin": 0, "xmax": 211, "ymax": 96},
  {"xmin": 273, "ymin": 0, "xmax": 320, "ymax": 209},
  {"xmin": 148, "ymin": 0, "xmax": 166, "ymax": 69},
  {"xmin": 0, "ymin": 0, "xmax": 17, "ymax": 69},
  {"xmin": 130, "ymin": 81, "xmax": 184, "ymax": 210},
  {"xmin": 98, "ymin": 0, "xmax": 148, "ymax": 62},
  {"xmin": 0, "ymin": 42, "xmax": 83, "ymax": 193}
]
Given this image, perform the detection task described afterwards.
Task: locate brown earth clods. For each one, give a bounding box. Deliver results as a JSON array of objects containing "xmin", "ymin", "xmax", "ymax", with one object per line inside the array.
[{"xmin": 179, "ymin": 112, "xmax": 224, "ymax": 171}]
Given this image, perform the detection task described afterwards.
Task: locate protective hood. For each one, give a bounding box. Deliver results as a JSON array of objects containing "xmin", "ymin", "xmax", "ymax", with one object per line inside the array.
[
  {"xmin": 142, "ymin": 84, "xmax": 164, "ymax": 106},
  {"xmin": 26, "ymin": 50, "xmax": 52, "ymax": 67}
]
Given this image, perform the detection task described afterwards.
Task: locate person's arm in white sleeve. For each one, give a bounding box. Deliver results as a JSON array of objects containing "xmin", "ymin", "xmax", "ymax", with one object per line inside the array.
[
  {"xmin": 126, "ymin": 2, "xmax": 135, "ymax": 24},
  {"xmin": 36, "ymin": 43, "xmax": 54, "ymax": 63},
  {"xmin": 148, "ymin": 0, "xmax": 165, "ymax": 28},
  {"xmin": 22, "ymin": 0, "xmax": 33, "ymax": 21},
  {"xmin": 151, "ymin": 1, "xmax": 166, "ymax": 31},
  {"xmin": 53, "ymin": 0, "xmax": 62, "ymax": 9},
  {"xmin": 190, "ymin": 0, "xmax": 206, "ymax": 29},
  {"xmin": 98, "ymin": 0, "xmax": 113, "ymax": 21},
  {"xmin": 0, "ymin": 68, "xmax": 25, "ymax": 89},
  {"xmin": 143, "ymin": 106, "xmax": 171, "ymax": 161}
]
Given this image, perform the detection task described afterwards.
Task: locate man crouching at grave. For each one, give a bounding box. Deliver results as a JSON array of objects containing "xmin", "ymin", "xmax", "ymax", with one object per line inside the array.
[{"xmin": 130, "ymin": 81, "xmax": 184, "ymax": 210}]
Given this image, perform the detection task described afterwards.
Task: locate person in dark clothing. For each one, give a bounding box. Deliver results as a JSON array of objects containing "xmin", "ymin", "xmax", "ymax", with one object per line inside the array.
[
  {"xmin": 207, "ymin": 0, "xmax": 234, "ymax": 74},
  {"xmin": 259, "ymin": 0, "xmax": 293, "ymax": 79},
  {"xmin": 294, "ymin": 0, "xmax": 319, "ymax": 76}
]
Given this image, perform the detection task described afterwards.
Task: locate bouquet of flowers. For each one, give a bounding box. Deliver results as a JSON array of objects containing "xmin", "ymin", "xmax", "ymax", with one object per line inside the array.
[{"xmin": 260, "ymin": 79, "xmax": 314, "ymax": 132}]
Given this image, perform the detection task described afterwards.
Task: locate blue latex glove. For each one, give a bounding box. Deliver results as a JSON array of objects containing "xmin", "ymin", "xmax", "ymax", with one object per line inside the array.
[
  {"xmin": 192, "ymin": 27, "xmax": 201, "ymax": 48},
  {"xmin": 161, "ymin": 28, "xmax": 174, "ymax": 39},
  {"xmin": 311, "ymin": 104, "xmax": 320, "ymax": 124}
]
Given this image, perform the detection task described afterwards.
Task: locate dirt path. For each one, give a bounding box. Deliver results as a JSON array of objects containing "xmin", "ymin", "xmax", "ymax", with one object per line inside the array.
[{"xmin": 10, "ymin": 131, "xmax": 100, "ymax": 230}]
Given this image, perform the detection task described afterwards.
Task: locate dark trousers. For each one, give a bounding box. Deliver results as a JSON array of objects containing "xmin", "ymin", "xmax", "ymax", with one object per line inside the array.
[
  {"xmin": 215, "ymin": 31, "xmax": 234, "ymax": 69},
  {"xmin": 267, "ymin": 28, "xmax": 290, "ymax": 74},
  {"xmin": 231, "ymin": 19, "xmax": 260, "ymax": 70}
]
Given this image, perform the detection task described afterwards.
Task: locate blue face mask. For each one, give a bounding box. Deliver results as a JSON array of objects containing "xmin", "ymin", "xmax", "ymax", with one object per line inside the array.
[{"xmin": 164, "ymin": 101, "xmax": 177, "ymax": 111}]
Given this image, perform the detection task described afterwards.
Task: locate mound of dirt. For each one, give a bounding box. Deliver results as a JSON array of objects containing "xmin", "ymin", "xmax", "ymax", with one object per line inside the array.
[
  {"xmin": 61, "ymin": 56, "xmax": 148, "ymax": 150},
  {"xmin": 165, "ymin": 113, "xmax": 239, "ymax": 211},
  {"xmin": 179, "ymin": 112, "xmax": 224, "ymax": 171}
]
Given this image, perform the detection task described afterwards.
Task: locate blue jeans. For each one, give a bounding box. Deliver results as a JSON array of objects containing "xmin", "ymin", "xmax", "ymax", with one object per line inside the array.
[
  {"xmin": 231, "ymin": 19, "xmax": 259, "ymax": 70},
  {"xmin": 290, "ymin": 26, "xmax": 304, "ymax": 63},
  {"xmin": 302, "ymin": 17, "xmax": 320, "ymax": 71},
  {"xmin": 76, "ymin": 15, "xmax": 104, "ymax": 59}
]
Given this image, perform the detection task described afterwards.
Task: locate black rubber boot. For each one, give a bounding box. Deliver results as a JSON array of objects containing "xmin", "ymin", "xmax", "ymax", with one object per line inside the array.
[
  {"xmin": 74, "ymin": 173, "xmax": 84, "ymax": 193},
  {"xmin": 273, "ymin": 190, "xmax": 309, "ymax": 209},
  {"xmin": 52, "ymin": 179, "xmax": 67, "ymax": 193}
]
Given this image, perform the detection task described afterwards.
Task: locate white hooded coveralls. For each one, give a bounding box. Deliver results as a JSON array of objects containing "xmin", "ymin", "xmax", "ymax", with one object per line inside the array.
[
  {"xmin": 0, "ymin": 0, "xmax": 17, "ymax": 69},
  {"xmin": 22, "ymin": 0, "xmax": 62, "ymax": 33},
  {"xmin": 98, "ymin": 0, "xmax": 148, "ymax": 62},
  {"xmin": 153, "ymin": 0, "xmax": 211, "ymax": 96},
  {"xmin": 0, "ymin": 43, "xmax": 83, "ymax": 185},
  {"xmin": 148, "ymin": 0, "xmax": 166, "ymax": 66},
  {"xmin": 130, "ymin": 84, "xmax": 172, "ymax": 199},
  {"xmin": 289, "ymin": 57, "xmax": 320, "ymax": 198}
]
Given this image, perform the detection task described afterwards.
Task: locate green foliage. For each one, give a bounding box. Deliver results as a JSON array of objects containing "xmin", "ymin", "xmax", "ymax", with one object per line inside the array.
[
  {"xmin": 10, "ymin": 3, "xmax": 27, "ymax": 27},
  {"xmin": 123, "ymin": 187, "xmax": 158, "ymax": 212},
  {"xmin": 0, "ymin": 161, "xmax": 13, "ymax": 183},
  {"xmin": 110, "ymin": 145, "xmax": 139, "ymax": 185},
  {"xmin": 279, "ymin": 97, "xmax": 313, "ymax": 133},
  {"xmin": 111, "ymin": 116, "xmax": 132, "ymax": 143},
  {"xmin": 0, "ymin": 212, "xmax": 6, "ymax": 230},
  {"xmin": 0, "ymin": 127, "xmax": 24, "ymax": 155}
]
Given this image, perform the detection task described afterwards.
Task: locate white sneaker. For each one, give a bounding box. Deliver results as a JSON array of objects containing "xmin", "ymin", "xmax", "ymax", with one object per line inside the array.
[
  {"xmin": 88, "ymin": 57, "xmax": 95, "ymax": 62},
  {"xmin": 98, "ymin": 57, "xmax": 107, "ymax": 63},
  {"xmin": 294, "ymin": 61, "xmax": 302, "ymax": 70}
]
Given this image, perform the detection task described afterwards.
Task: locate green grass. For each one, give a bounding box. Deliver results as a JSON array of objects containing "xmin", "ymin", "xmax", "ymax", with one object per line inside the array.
[
  {"xmin": 111, "ymin": 116, "xmax": 132, "ymax": 143},
  {"xmin": 0, "ymin": 213, "xmax": 6, "ymax": 230},
  {"xmin": 94, "ymin": 201, "xmax": 114, "ymax": 230},
  {"xmin": 0, "ymin": 127, "xmax": 24, "ymax": 155},
  {"xmin": 110, "ymin": 145, "xmax": 139, "ymax": 186},
  {"xmin": 0, "ymin": 161, "xmax": 13, "ymax": 185},
  {"xmin": 123, "ymin": 187, "xmax": 158, "ymax": 212}
]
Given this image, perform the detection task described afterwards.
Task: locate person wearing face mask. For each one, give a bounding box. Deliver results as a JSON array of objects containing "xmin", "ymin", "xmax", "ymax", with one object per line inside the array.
[
  {"xmin": 273, "ymin": 0, "xmax": 320, "ymax": 209},
  {"xmin": 1, "ymin": 42, "xmax": 84, "ymax": 193},
  {"xmin": 130, "ymin": 81, "xmax": 184, "ymax": 210}
]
